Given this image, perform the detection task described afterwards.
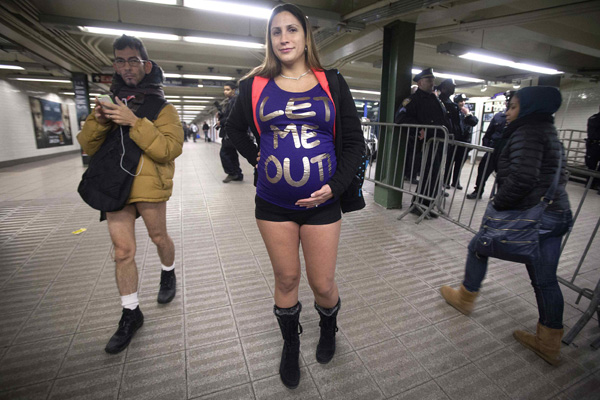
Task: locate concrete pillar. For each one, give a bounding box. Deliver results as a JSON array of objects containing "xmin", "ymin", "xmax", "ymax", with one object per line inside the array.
[{"xmin": 374, "ymin": 20, "xmax": 416, "ymax": 208}]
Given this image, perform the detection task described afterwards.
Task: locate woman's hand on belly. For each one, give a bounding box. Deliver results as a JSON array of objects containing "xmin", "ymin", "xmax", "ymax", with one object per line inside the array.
[{"xmin": 295, "ymin": 184, "xmax": 333, "ymax": 208}]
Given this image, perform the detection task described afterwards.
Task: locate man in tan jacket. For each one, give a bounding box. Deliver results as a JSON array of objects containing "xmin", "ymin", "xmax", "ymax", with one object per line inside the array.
[{"xmin": 78, "ymin": 35, "xmax": 183, "ymax": 354}]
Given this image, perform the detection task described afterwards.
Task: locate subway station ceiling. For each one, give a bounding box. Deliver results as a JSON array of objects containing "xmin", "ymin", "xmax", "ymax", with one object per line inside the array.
[{"xmin": 1, "ymin": 0, "xmax": 599, "ymax": 120}]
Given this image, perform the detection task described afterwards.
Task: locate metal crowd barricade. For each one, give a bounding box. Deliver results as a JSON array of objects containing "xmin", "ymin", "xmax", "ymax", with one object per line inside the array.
[
  {"xmin": 432, "ymin": 137, "xmax": 495, "ymax": 232},
  {"xmin": 558, "ymin": 129, "xmax": 587, "ymax": 167},
  {"xmin": 361, "ymin": 122, "xmax": 599, "ymax": 347},
  {"xmin": 362, "ymin": 122, "xmax": 450, "ymax": 223},
  {"xmin": 557, "ymin": 166, "xmax": 600, "ymax": 348}
]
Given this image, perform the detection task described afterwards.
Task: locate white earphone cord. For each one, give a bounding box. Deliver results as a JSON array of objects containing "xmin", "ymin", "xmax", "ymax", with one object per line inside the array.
[{"xmin": 119, "ymin": 97, "xmax": 143, "ymax": 177}]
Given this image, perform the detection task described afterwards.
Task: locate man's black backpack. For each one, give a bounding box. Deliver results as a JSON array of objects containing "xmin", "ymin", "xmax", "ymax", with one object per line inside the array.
[{"xmin": 77, "ymin": 96, "xmax": 166, "ymax": 212}]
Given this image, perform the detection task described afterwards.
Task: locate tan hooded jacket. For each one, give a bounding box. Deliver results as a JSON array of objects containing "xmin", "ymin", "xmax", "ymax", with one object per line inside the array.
[{"xmin": 77, "ymin": 104, "xmax": 183, "ymax": 203}]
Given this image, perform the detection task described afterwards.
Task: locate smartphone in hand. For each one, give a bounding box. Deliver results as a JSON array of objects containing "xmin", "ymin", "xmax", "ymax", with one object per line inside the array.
[{"xmin": 98, "ymin": 95, "xmax": 114, "ymax": 104}]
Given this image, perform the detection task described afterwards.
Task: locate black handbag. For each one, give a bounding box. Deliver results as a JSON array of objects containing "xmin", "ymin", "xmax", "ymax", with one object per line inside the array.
[
  {"xmin": 468, "ymin": 156, "xmax": 562, "ymax": 264},
  {"xmin": 77, "ymin": 127, "xmax": 142, "ymax": 212}
]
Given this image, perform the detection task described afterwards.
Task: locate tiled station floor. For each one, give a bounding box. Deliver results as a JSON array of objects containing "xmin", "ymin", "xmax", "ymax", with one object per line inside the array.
[{"xmin": 0, "ymin": 141, "xmax": 598, "ymax": 400}]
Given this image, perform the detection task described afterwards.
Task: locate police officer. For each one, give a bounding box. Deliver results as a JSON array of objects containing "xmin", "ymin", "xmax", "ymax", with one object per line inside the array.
[
  {"xmin": 586, "ymin": 106, "xmax": 600, "ymax": 193},
  {"xmin": 395, "ymin": 68, "xmax": 451, "ymax": 217},
  {"xmin": 449, "ymin": 93, "xmax": 478, "ymax": 189},
  {"xmin": 466, "ymin": 91, "xmax": 512, "ymax": 199},
  {"xmin": 437, "ymin": 79, "xmax": 461, "ymax": 189}
]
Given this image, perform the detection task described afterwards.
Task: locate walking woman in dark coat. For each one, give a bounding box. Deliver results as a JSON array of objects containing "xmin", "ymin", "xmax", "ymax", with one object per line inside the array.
[{"xmin": 440, "ymin": 86, "xmax": 572, "ymax": 365}]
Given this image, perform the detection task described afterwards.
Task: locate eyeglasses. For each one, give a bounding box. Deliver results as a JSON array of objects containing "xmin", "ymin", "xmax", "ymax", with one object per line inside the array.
[{"xmin": 114, "ymin": 58, "xmax": 146, "ymax": 68}]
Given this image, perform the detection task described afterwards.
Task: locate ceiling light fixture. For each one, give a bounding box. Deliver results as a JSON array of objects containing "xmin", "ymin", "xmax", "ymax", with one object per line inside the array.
[
  {"xmin": 459, "ymin": 52, "xmax": 562, "ymax": 75},
  {"xmin": 183, "ymin": 96, "xmax": 217, "ymax": 99},
  {"xmin": 11, "ymin": 77, "xmax": 71, "ymax": 83},
  {"xmin": 0, "ymin": 64, "xmax": 25, "ymax": 70},
  {"xmin": 411, "ymin": 68, "xmax": 483, "ymax": 83},
  {"xmin": 350, "ymin": 89, "xmax": 381, "ymax": 95},
  {"xmin": 182, "ymin": 74, "xmax": 234, "ymax": 80},
  {"xmin": 480, "ymin": 83, "xmax": 488, "ymax": 92},
  {"xmin": 183, "ymin": 36, "xmax": 264, "ymax": 49},
  {"xmin": 81, "ymin": 26, "xmax": 179, "ymax": 41},
  {"xmin": 164, "ymin": 73, "xmax": 183, "ymax": 78},
  {"xmin": 513, "ymin": 80, "xmax": 521, "ymax": 89},
  {"xmin": 134, "ymin": 0, "xmax": 178, "ymax": 4},
  {"xmin": 183, "ymin": 0, "xmax": 272, "ymax": 19}
]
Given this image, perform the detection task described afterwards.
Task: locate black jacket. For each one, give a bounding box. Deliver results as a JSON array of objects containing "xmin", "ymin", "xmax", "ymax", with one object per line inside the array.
[
  {"xmin": 482, "ymin": 111, "xmax": 506, "ymax": 147},
  {"xmin": 588, "ymin": 112, "xmax": 600, "ymax": 141},
  {"xmin": 225, "ymin": 69, "xmax": 365, "ymax": 204},
  {"xmin": 395, "ymin": 89, "xmax": 451, "ymax": 135},
  {"xmin": 494, "ymin": 114, "xmax": 569, "ymax": 212},
  {"xmin": 458, "ymin": 111, "xmax": 478, "ymax": 143}
]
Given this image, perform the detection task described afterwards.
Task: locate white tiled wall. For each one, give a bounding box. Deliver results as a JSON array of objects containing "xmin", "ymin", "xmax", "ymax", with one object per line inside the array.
[{"xmin": 0, "ymin": 79, "xmax": 80, "ymax": 163}]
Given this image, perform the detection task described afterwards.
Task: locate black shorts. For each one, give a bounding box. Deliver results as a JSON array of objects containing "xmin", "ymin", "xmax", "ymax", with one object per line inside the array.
[{"xmin": 255, "ymin": 195, "xmax": 341, "ymax": 226}]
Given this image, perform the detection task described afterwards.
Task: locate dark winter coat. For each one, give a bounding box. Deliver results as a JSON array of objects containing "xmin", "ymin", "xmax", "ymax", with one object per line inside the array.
[{"xmin": 494, "ymin": 112, "xmax": 569, "ymax": 212}]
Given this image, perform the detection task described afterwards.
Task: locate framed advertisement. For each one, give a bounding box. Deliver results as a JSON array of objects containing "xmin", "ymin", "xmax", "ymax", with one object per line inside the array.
[{"xmin": 29, "ymin": 97, "xmax": 74, "ymax": 149}]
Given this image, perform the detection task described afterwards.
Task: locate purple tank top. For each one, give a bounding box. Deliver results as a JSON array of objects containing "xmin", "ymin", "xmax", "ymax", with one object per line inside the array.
[{"xmin": 256, "ymin": 80, "xmax": 337, "ymax": 209}]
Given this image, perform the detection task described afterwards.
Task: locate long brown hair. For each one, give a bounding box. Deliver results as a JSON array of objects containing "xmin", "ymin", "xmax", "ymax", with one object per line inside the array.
[{"xmin": 243, "ymin": 3, "xmax": 323, "ymax": 80}]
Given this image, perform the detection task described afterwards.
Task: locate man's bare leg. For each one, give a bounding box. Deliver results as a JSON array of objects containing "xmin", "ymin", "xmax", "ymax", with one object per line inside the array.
[
  {"xmin": 137, "ymin": 202, "xmax": 175, "ymax": 266},
  {"xmin": 104, "ymin": 204, "xmax": 144, "ymax": 354},
  {"xmin": 137, "ymin": 202, "xmax": 176, "ymax": 303},
  {"xmin": 106, "ymin": 205, "xmax": 138, "ymax": 295}
]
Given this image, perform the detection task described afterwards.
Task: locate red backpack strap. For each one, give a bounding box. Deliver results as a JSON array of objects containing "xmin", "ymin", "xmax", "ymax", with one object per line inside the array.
[
  {"xmin": 251, "ymin": 76, "xmax": 269, "ymax": 136},
  {"xmin": 313, "ymin": 69, "xmax": 336, "ymax": 140}
]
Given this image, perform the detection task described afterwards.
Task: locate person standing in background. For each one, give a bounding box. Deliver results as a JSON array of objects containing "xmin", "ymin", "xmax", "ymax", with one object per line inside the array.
[
  {"xmin": 585, "ymin": 106, "xmax": 600, "ymax": 194},
  {"xmin": 202, "ymin": 121, "xmax": 210, "ymax": 142},
  {"xmin": 217, "ymin": 81, "xmax": 243, "ymax": 183}
]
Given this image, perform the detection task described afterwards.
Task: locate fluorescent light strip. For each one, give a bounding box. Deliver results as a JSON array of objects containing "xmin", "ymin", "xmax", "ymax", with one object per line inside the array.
[
  {"xmin": 0, "ymin": 64, "xmax": 24, "ymax": 70},
  {"xmin": 184, "ymin": 0, "xmax": 271, "ymax": 19},
  {"xmin": 134, "ymin": 0, "xmax": 177, "ymax": 5},
  {"xmin": 183, "ymin": 96, "xmax": 216, "ymax": 99},
  {"xmin": 183, "ymin": 36, "xmax": 264, "ymax": 49},
  {"xmin": 182, "ymin": 74, "xmax": 234, "ymax": 80},
  {"xmin": 350, "ymin": 89, "xmax": 381, "ymax": 95},
  {"xmin": 164, "ymin": 73, "xmax": 183, "ymax": 78},
  {"xmin": 459, "ymin": 52, "xmax": 562, "ymax": 75},
  {"xmin": 81, "ymin": 26, "xmax": 179, "ymax": 41},
  {"xmin": 12, "ymin": 78, "xmax": 71, "ymax": 83},
  {"xmin": 61, "ymin": 92, "xmax": 75, "ymax": 95},
  {"xmin": 411, "ymin": 68, "xmax": 483, "ymax": 83}
]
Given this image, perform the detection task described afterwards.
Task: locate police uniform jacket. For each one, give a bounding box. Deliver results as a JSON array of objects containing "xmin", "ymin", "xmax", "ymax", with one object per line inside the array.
[
  {"xmin": 395, "ymin": 89, "xmax": 451, "ymax": 136},
  {"xmin": 439, "ymin": 94, "xmax": 460, "ymax": 137}
]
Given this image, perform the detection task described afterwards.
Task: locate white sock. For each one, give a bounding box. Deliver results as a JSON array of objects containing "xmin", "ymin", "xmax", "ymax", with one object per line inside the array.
[
  {"xmin": 161, "ymin": 263, "xmax": 175, "ymax": 272},
  {"xmin": 121, "ymin": 292, "xmax": 139, "ymax": 310}
]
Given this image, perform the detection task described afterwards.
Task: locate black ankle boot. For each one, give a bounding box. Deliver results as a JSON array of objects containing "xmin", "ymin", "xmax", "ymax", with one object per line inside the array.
[
  {"xmin": 157, "ymin": 269, "xmax": 176, "ymax": 304},
  {"xmin": 274, "ymin": 302, "xmax": 302, "ymax": 389},
  {"xmin": 315, "ymin": 298, "xmax": 340, "ymax": 364},
  {"xmin": 105, "ymin": 306, "xmax": 144, "ymax": 354}
]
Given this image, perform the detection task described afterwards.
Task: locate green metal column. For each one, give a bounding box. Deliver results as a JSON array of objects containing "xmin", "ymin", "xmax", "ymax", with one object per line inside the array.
[{"xmin": 374, "ymin": 20, "xmax": 415, "ymax": 208}]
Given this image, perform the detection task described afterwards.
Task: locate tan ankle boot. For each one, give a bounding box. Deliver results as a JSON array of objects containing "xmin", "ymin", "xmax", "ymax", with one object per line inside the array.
[
  {"xmin": 513, "ymin": 322, "xmax": 563, "ymax": 366},
  {"xmin": 440, "ymin": 284, "xmax": 478, "ymax": 315}
]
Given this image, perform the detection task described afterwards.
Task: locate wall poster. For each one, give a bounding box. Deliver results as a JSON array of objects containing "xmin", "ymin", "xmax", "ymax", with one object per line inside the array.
[{"xmin": 29, "ymin": 97, "xmax": 74, "ymax": 149}]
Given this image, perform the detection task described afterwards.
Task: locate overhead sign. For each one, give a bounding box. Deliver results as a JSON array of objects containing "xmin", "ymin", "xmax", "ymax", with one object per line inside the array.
[
  {"xmin": 72, "ymin": 73, "xmax": 90, "ymax": 124},
  {"xmin": 91, "ymin": 74, "xmax": 113, "ymax": 84}
]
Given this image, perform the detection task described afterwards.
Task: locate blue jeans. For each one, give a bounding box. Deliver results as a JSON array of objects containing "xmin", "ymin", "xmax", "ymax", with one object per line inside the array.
[{"xmin": 463, "ymin": 209, "xmax": 573, "ymax": 329}]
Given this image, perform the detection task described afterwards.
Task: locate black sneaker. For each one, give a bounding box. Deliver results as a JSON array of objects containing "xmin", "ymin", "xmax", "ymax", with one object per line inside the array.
[
  {"xmin": 466, "ymin": 190, "xmax": 482, "ymax": 200},
  {"xmin": 222, "ymin": 174, "xmax": 236, "ymax": 183},
  {"xmin": 105, "ymin": 307, "xmax": 144, "ymax": 354},
  {"xmin": 157, "ymin": 270, "xmax": 176, "ymax": 304},
  {"xmin": 232, "ymin": 174, "xmax": 244, "ymax": 181}
]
